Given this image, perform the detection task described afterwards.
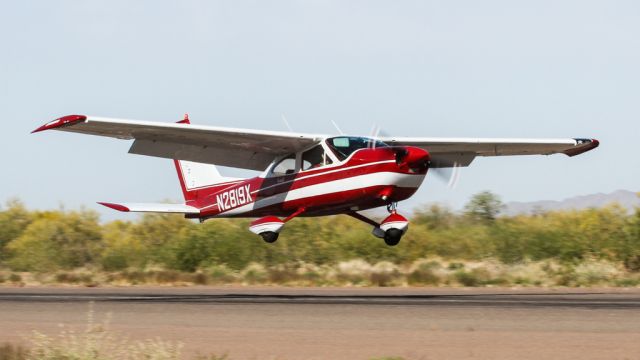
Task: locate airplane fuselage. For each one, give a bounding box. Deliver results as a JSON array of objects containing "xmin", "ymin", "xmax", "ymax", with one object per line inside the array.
[{"xmin": 187, "ymin": 146, "xmax": 428, "ymax": 220}]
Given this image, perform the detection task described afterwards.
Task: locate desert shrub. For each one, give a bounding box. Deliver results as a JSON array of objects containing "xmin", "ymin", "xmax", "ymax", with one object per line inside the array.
[
  {"xmin": 268, "ymin": 265, "xmax": 300, "ymax": 284},
  {"xmin": 623, "ymin": 255, "xmax": 640, "ymax": 272},
  {"xmin": 54, "ymin": 272, "xmax": 94, "ymax": 285},
  {"xmin": 152, "ymin": 270, "xmax": 183, "ymax": 284},
  {"xmin": 0, "ymin": 343, "xmax": 28, "ymax": 360},
  {"xmin": 454, "ymin": 268, "xmax": 495, "ymax": 287},
  {"xmin": 118, "ymin": 270, "xmax": 147, "ymax": 285},
  {"xmin": 408, "ymin": 263, "xmax": 441, "ymax": 285},
  {"xmin": 193, "ymin": 354, "xmax": 229, "ymax": 360},
  {"xmin": 206, "ymin": 265, "xmax": 237, "ymax": 284},
  {"xmin": 0, "ymin": 200, "xmax": 33, "ymax": 263},
  {"xmin": 571, "ymin": 259, "xmax": 623, "ymax": 286},
  {"xmin": 6, "ymin": 209, "xmax": 102, "ymax": 272},
  {"xmin": 369, "ymin": 262, "xmax": 401, "ymax": 286},
  {"xmin": 8, "ymin": 273, "xmax": 21, "ymax": 283},
  {"xmin": 614, "ymin": 277, "xmax": 640, "ymax": 287},
  {"xmin": 100, "ymin": 221, "xmax": 146, "ymax": 271},
  {"xmin": 241, "ymin": 263, "xmax": 268, "ymax": 284},
  {"xmin": 335, "ymin": 259, "xmax": 372, "ymax": 285},
  {"xmin": 25, "ymin": 306, "xmax": 183, "ymax": 360}
]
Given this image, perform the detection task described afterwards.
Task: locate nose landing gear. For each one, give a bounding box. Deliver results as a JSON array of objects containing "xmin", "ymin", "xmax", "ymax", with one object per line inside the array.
[{"xmin": 348, "ymin": 204, "xmax": 409, "ymax": 246}]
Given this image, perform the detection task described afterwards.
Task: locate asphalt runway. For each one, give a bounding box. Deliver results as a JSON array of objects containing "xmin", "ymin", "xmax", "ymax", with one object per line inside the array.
[{"xmin": 1, "ymin": 287, "xmax": 639, "ymax": 359}]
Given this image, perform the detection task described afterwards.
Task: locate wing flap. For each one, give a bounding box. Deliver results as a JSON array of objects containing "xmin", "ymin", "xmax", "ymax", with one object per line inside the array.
[{"xmin": 129, "ymin": 139, "xmax": 276, "ymax": 171}]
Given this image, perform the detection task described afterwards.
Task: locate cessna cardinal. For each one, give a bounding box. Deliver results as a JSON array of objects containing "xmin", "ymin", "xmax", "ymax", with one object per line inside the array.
[{"xmin": 32, "ymin": 114, "xmax": 599, "ymax": 246}]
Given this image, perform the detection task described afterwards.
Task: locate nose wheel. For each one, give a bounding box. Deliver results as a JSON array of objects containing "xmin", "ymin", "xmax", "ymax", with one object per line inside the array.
[{"xmin": 347, "ymin": 208, "xmax": 409, "ymax": 246}]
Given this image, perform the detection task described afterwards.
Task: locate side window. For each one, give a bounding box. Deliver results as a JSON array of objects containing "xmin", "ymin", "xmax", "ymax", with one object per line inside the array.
[
  {"xmin": 272, "ymin": 154, "xmax": 297, "ymax": 176},
  {"xmin": 302, "ymin": 145, "xmax": 332, "ymax": 171}
]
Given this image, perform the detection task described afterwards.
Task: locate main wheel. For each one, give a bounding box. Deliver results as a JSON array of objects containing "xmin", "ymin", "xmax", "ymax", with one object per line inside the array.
[
  {"xmin": 383, "ymin": 228, "xmax": 403, "ymax": 246},
  {"xmin": 260, "ymin": 231, "xmax": 279, "ymax": 243}
]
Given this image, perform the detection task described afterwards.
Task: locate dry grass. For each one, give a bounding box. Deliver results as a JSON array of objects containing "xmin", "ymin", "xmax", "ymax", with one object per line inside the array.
[
  {"xmin": 0, "ymin": 305, "xmax": 235, "ymax": 360},
  {"xmin": 1, "ymin": 258, "xmax": 639, "ymax": 288}
]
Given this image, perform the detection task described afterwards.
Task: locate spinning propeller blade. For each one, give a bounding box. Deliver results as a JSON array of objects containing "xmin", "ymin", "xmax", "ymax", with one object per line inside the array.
[
  {"xmin": 370, "ymin": 124, "xmax": 461, "ymax": 188},
  {"xmin": 430, "ymin": 163, "xmax": 462, "ymax": 189}
]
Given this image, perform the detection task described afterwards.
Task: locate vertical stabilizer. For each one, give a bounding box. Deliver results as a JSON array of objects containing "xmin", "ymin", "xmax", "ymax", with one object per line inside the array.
[{"xmin": 173, "ymin": 114, "xmax": 243, "ymax": 201}]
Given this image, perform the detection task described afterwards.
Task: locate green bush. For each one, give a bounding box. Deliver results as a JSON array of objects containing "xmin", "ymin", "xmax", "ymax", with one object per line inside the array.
[
  {"xmin": 407, "ymin": 261, "xmax": 441, "ymax": 285},
  {"xmin": 0, "ymin": 193, "xmax": 638, "ymax": 285}
]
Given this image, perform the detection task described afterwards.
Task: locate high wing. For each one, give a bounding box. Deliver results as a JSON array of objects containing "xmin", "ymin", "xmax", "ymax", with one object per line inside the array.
[
  {"xmin": 380, "ymin": 137, "xmax": 599, "ymax": 168},
  {"xmin": 33, "ymin": 115, "xmax": 598, "ymax": 171},
  {"xmin": 32, "ymin": 115, "xmax": 323, "ymax": 171}
]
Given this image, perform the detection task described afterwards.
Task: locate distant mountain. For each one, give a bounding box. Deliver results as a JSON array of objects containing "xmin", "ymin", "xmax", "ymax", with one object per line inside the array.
[{"xmin": 504, "ymin": 190, "xmax": 640, "ymax": 215}]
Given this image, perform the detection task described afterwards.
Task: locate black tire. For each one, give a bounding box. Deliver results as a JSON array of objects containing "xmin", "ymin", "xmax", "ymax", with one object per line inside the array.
[
  {"xmin": 260, "ymin": 231, "xmax": 279, "ymax": 243},
  {"xmin": 383, "ymin": 228, "xmax": 403, "ymax": 246}
]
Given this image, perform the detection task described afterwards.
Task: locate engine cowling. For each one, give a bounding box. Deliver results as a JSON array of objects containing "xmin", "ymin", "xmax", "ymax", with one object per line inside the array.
[{"xmin": 394, "ymin": 146, "xmax": 430, "ymax": 173}]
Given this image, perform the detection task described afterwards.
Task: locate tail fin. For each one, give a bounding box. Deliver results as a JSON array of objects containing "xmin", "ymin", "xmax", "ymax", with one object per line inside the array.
[
  {"xmin": 174, "ymin": 160, "xmax": 242, "ymax": 201},
  {"xmin": 174, "ymin": 114, "xmax": 243, "ymax": 201}
]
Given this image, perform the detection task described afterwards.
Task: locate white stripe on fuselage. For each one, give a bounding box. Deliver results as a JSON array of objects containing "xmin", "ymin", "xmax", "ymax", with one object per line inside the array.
[
  {"xmin": 199, "ymin": 160, "xmax": 397, "ymax": 212},
  {"xmin": 215, "ymin": 171, "xmax": 425, "ymax": 216}
]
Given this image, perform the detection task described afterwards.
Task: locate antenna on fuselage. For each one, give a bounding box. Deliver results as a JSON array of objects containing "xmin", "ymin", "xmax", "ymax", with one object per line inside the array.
[
  {"xmin": 330, "ymin": 120, "xmax": 345, "ymax": 135},
  {"xmin": 281, "ymin": 114, "xmax": 293, "ymax": 132}
]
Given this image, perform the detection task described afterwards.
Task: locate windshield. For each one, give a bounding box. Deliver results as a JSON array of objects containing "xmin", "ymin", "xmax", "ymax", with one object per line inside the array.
[{"xmin": 326, "ymin": 136, "xmax": 389, "ymax": 161}]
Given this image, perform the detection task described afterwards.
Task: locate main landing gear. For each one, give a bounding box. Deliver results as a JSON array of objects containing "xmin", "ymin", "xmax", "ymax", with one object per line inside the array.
[
  {"xmin": 249, "ymin": 208, "xmax": 306, "ymax": 244},
  {"xmin": 260, "ymin": 231, "xmax": 279, "ymax": 243},
  {"xmin": 349, "ymin": 202, "xmax": 409, "ymax": 246}
]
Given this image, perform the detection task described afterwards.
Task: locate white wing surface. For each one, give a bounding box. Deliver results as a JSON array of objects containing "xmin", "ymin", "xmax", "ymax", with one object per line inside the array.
[
  {"xmin": 379, "ymin": 137, "xmax": 599, "ymax": 167},
  {"xmin": 33, "ymin": 115, "xmax": 598, "ymax": 170},
  {"xmin": 33, "ymin": 115, "xmax": 322, "ymax": 171}
]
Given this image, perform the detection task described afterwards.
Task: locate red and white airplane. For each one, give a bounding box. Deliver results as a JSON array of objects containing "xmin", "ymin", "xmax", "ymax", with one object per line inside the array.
[{"xmin": 33, "ymin": 114, "xmax": 598, "ymax": 245}]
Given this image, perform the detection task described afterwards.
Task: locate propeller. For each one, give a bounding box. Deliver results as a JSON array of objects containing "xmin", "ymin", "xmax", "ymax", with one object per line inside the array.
[
  {"xmin": 430, "ymin": 163, "xmax": 462, "ymax": 189},
  {"xmin": 369, "ymin": 124, "xmax": 462, "ymax": 189},
  {"xmin": 368, "ymin": 124, "xmax": 391, "ymax": 149}
]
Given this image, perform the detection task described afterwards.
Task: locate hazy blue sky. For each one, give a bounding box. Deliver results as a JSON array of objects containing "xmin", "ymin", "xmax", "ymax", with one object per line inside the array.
[{"xmin": 1, "ymin": 0, "xmax": 638, "ymax": 220}]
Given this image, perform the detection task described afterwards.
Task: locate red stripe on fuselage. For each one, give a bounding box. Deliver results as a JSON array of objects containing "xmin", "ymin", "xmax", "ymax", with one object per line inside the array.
[{"xmin": 190, "ymin": 147, "xmax": 427, "ymax": 219}]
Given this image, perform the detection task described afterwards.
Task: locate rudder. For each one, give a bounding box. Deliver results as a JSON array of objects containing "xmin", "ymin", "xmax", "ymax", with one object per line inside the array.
[{"xmin": 173, "ymin": 114, "xmax": 243, "ymax": 201}]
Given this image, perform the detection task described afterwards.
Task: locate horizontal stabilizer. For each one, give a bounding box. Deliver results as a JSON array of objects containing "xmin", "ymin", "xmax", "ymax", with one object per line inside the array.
[{"xmin": 98, "ymin": 202, "xmax": 200, "ymax": 214}]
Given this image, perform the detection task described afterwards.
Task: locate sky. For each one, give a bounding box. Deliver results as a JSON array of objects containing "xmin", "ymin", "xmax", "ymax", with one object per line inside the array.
[{"xmin": 0, "ymin": 0, "xmax": 638, "ymax": 220}]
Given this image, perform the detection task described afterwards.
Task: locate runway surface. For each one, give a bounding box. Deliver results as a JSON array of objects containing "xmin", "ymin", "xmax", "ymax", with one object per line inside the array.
[{"xmin": 1, "ymin": 287, "xmax": 639, "ymax": 359}]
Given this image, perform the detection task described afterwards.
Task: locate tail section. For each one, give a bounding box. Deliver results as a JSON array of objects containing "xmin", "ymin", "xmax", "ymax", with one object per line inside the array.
[
  {"xmin": 174, "ymin": 160, "xmax": 242, "ymax": 201},
  {"xmin": 100, "ymin": 114, "xmax": 244, "ymax": 214},
  {"xmin": 174, "ymin": 114, "xmax": 243, "ymax": 202}
]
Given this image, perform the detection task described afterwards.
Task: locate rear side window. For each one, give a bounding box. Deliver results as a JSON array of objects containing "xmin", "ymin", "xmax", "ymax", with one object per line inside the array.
[
  {"xmin": 302, "ymin": 145, "xmax": 332, "ymax": 170},
  {"xmin": 272, "ymin": 154, "xmax": 297, "ymax": 175}
]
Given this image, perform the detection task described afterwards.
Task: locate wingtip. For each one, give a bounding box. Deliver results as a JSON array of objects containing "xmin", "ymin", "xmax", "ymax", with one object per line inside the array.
[
  {"xmin": 176, "ymin": 113, "xmax": 190, "ymax": 124},
  {"xmin": 564, "ymin": 138, "xmax": 600, "ymax": 157},
  {"xmin": 32, "ymin": 115, "xmax": 87, "ymax": 134},
  {"xmin": 98, "ymin": 202, "xmax": 130, "ymax": 212}
]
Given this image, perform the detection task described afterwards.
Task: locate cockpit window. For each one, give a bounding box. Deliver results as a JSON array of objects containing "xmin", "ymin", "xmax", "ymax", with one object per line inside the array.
[
  {"xmin": 302, "ymin": 145, "xmax": 332, "ymax": 170},
  {"xmin": 272, "ymin": 154, "xmax": 297, "ymax": 176},
  {"xmin": 326, "ymin": 136, "xmax": 388, "ymax": 161}
]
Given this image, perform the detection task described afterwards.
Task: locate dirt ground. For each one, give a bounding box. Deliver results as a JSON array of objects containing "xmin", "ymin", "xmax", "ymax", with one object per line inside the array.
[{"xmin": 0, "ymin": 286, "xmax": 639, "ymax": 360}]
